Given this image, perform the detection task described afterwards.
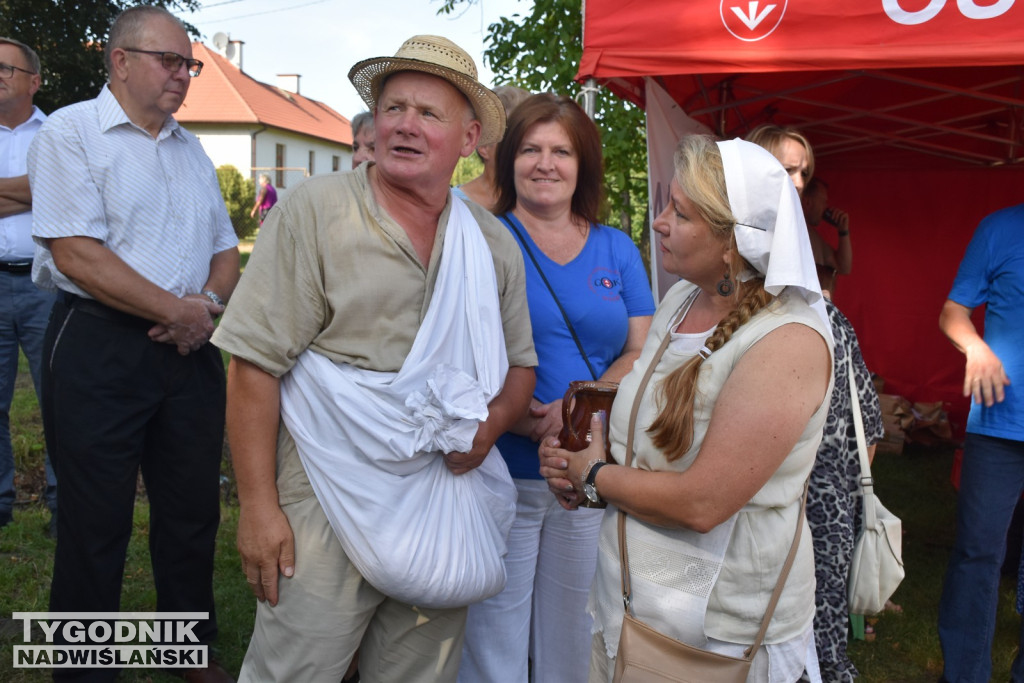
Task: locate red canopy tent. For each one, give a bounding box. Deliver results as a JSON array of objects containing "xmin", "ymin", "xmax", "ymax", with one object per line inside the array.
[{"xmin": 577, "ymin": 0, "xmax": 1024, "ymax": 435}]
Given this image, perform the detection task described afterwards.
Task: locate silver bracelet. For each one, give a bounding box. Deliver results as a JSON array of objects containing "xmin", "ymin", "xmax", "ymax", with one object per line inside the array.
[{"xmin": 202, "ymin": 289, "xmax": 224, "ymax": 307}]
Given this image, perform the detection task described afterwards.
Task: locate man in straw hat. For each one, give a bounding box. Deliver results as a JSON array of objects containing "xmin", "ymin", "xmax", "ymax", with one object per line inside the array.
[{"xmin": 212, "ymin": 35, "xmax": 537, "ymax": 682}]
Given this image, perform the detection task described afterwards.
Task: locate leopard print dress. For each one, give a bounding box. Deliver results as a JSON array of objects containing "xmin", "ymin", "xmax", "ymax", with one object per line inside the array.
[{"xmin": 807, "ymin": 300, "xmax": 884, "ymax": 682}]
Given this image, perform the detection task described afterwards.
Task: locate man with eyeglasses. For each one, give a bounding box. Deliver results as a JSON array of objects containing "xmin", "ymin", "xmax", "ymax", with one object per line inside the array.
[
  {"xmin": 27, "ymin": 6, "xmax": 238, "ymax": 682},
  {"xmin": 0, "ymin": 36, "xmax": 57, "ymax": 536}
]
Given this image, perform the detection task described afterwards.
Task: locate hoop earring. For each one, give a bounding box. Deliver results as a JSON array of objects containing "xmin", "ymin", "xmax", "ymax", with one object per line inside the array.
[{"xmin": 716, "ymin": 271, "xmax": 734, "ymax": 297}]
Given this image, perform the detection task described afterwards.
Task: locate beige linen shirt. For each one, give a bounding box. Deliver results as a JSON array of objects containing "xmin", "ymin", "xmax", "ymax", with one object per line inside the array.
[{"xmin": 213, "ymin": 163, "xmax": 537, "ymax": 503}]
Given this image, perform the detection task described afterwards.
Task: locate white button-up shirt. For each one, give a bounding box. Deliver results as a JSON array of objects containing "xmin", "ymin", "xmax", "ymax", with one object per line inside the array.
[
  {"xmin": 0, "ymin": 105, "xmax": 46, "ymax": 262},
  {"xmin": 28, "ymin": 85, "xmax": 236, "ymax": 296}
]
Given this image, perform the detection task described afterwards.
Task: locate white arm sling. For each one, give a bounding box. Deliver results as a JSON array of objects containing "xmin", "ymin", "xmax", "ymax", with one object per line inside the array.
[{"xmin": 279, "ymin": 194, "xmax": 516, "ymax": 608}]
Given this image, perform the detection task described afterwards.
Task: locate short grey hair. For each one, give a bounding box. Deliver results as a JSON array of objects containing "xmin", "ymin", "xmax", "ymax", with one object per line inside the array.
[
  {"xmin": 0, "ymin": 36, "xmax": 40, "ymax": 74},
  {"xmin": 351, "ymin": 111, "xmax": 374, "ymax": 138},
  {"xmin": 106, "ymin": 5, "xmax": 186, "ymax": 74},
  {"xmin": 493, "ymin": 85, "xmax": 531, "ymax": 117}
]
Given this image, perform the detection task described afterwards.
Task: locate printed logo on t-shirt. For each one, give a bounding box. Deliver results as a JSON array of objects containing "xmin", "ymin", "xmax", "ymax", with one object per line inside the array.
[{"xmin": 588, "ymin": 267, "xmax": 622, "ymax": 302}]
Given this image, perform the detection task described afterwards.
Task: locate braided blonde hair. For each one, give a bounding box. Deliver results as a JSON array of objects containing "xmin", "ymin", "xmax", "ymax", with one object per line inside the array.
[{"xmin": 647, "ymin": 135, "xmax": 776, "ymax": 461}]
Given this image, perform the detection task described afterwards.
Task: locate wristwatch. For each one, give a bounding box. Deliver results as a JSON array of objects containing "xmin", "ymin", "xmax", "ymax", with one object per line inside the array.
[
  {"xmin": 202, "ymin": 290, "xmax": 225, "ymax": 307},
  {"xmin": 582, "ymin": 461, "xmax": 608, "ymax": 505}
]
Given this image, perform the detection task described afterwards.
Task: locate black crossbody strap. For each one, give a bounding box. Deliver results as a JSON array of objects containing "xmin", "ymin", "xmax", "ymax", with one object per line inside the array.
[{"xmin": 501, "ymin": 213, "xmax": 598, "ymax": 380}]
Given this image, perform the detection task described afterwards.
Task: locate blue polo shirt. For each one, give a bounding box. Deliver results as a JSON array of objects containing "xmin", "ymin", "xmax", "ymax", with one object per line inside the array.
[
  {"xmin": 496, "ymin": 213, "xmax": 655, "ymax": 479},
  {"xmin": 948, "ymin": 203, "xmax": 1024, "ymax": 441}
]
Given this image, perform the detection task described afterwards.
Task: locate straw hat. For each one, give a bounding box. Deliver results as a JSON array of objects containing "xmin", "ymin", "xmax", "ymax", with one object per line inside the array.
[{"xmin": 348, "ymin": 35, "xmax": 506, "ymax": 146}]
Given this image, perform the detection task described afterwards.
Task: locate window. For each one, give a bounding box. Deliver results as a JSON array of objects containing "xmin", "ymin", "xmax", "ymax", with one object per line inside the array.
[
  {"xmin": 332, "ymin": 155, "xmax": 340, "ymax": 172},
  {"xmin": 308, "ymin": 150, "xmax": 315, "ymax": 176},
  {"xmin": 275, "ymin": 144, "xmax": 285, "ymax": 188}
]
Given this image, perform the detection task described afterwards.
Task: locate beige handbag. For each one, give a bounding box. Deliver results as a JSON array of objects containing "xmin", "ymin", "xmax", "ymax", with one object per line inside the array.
[{"xmin": 612, "ymin": 327, "xmax": 807, "ymax": 683}]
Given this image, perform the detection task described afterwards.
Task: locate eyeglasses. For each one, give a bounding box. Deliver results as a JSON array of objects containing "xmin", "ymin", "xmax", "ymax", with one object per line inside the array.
[
  {"xmin": 0, "ymin": 62, "xmax": 36, "ymax": 78},
  {"xmin": 123, "ymin": 48, "xmax": 203, "ymax": 77}
]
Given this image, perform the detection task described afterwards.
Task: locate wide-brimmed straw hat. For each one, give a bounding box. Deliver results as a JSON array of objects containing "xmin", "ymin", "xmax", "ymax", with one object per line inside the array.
[{"xmin": 348, "ymin": 35, "xmax": 506, "ymax": 146}]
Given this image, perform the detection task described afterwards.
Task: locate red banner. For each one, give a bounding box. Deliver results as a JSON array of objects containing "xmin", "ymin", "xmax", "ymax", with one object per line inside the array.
[{"xmin": 580, "ymin": 0, "xmax": 1024, "ymax": 80}]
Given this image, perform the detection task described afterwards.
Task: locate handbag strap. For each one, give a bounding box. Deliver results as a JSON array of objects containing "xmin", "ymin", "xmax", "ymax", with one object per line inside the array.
[
  {"xmin": 847, "ymin": 351, "xmax": 877, "ymax": 529},
  {"xmin": 500, "ymin": 213, "xmax": 598, "ymax": 380},
  {"xmin": 617, "ymin": 293, "xmax": 808, "ymax": 660}
]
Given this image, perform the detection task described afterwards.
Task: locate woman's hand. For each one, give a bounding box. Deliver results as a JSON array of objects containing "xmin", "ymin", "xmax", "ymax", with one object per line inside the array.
[
  {"xmin": 528, "ymin": 398, "xmax": 564, "ymax": 442},
  {"xmin": 539, "ymin": 413, "xmax": 607, "ymax": 510},
  {"xmin": 539, "ymin": 435, "xmax": 581, "ymax": 510}
]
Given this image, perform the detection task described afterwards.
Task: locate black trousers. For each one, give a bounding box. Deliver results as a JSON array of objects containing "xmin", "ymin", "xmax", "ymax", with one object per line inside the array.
[{"xmin": 42, "ymin": 294, "xmax": 225, "ymax": 679}]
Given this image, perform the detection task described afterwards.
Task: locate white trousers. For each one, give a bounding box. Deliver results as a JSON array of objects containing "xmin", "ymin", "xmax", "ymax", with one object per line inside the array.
[{"xmin": 459, "ymin": 478, "xmax": 604, "ymax": 683}]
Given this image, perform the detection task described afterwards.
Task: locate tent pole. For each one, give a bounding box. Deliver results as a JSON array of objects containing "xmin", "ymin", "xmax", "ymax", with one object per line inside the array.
[{"xmin": 580, "ymin": 78, "xmax": 598, "ymax": 119}]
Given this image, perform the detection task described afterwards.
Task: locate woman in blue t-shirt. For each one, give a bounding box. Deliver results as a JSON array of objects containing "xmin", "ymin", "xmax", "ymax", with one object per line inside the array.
[{"xmin": 458, "ymin": 93, "xmax": 654, "ymax": 683}]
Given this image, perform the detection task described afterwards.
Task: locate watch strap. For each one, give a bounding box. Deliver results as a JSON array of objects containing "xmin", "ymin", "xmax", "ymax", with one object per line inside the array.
[{"xmin": 586, "ymin": 461, "xmax": 608, "ymax": 488}]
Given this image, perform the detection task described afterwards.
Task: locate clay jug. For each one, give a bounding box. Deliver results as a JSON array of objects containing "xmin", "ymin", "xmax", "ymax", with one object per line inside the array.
[{"xmin": 557, "ymin": 380, "xmax": 618, "ymax": 508}]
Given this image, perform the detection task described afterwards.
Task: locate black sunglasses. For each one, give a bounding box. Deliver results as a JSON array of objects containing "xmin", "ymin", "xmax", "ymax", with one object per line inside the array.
[{"xmin": 123, "ymin": 48, "xmax": 203, "ymax": 77}]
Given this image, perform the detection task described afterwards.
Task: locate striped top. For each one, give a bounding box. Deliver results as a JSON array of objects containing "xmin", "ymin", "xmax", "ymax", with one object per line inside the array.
[
  {"xmin": 0, "ymin": 106, "xmax": 46, "ymax": 261},
  {"xmin": 27, "ymin": 85, "xmax": 236, "ymax": 297}
]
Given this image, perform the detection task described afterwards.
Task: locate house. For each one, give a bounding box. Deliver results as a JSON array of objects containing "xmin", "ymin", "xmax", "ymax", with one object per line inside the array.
[{"xmin": 176, "ymin": 39, "xmax": 353, "ymax": 199}]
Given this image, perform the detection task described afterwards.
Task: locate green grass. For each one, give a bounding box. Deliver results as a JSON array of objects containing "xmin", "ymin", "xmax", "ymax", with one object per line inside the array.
[
  {"xmin": 0, "ymin": 506, "xmax": 252, "ymax": 682},
  {"xmin": 2, "ymin": 335, "xmax": 1022, "ymax": 679},
  {"xmin": 0, "ymin": 351, "xmax": 253, "ymax": 681},
  {"xmin": 848, "ymin": 443, "xmax": 1024, "ymax": 682}
]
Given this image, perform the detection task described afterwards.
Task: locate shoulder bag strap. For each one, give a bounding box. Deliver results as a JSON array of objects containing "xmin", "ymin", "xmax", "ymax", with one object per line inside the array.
[
  {"xmin": 847, "ymin": 352, "xmax": 876, "ymax": 530},
  {"xmin": 500, "ymin": 213, "xmax": 598, "ymax": 380},
  {"xmin": 617, "ymin": 296, "xmax": 808, "ymax": 660}
]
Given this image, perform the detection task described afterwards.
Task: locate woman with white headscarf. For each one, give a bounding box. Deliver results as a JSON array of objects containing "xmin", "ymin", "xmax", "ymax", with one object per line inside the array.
[{"xmin": 540, "ymin": 135, "xmax": 834, "ymax": 682}]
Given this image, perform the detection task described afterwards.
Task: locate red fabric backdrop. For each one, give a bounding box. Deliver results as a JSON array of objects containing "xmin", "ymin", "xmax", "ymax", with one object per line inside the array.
[
  {"xmin": 818, "ymin": 166, "xmax": 1024, "ymax": 435},
  {"xmin": 577, "ymin": 0, "xmax": 1024, "ymax": 437}
]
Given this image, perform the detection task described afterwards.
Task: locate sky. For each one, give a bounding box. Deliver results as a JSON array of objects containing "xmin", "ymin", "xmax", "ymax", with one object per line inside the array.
[{"xmin": 174, "ymin": 0, "xmax": 531, "ymax": 120}]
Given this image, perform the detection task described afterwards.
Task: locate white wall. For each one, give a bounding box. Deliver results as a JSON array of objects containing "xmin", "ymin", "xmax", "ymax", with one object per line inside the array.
[
  {"xmin": 184, "ymin": 124, "xmax": 354, "ymax": 203},
  {"xmin": 185, "ymin": 124, "xmax": 252, "ymax": 177},
  {"xmin": 252, "ymin": 129, "xmax": 353, "ymax": 202}
]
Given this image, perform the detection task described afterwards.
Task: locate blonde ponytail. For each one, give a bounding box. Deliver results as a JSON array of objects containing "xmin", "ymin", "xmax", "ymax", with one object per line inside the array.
[{"xmin": 648, "ymin": 279, "xmax": 774, "ymax": 461}]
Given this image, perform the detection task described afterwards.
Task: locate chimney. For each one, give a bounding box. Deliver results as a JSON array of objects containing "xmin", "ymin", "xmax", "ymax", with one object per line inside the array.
[
  {"xmin": 277, "ymin": 74, "xmax": 300, "ymax": 94},
  {"xmin": 227, "ymin": 39, "xmax": 243, "ymax": 70}
]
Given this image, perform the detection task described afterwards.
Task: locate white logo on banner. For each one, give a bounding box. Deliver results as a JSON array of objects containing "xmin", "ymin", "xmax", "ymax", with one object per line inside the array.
[
  {"xmin": 721, "ymin": 0, "xmax": 788, "ymax": 41},
  {"xmin": 883, "ymin": 0, "xmax": 1014, "ymax": 25}
]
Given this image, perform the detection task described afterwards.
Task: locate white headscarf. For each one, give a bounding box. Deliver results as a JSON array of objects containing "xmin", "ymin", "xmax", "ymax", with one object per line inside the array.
[{"xmin": 716, "ymin": 138, "xmax": 830, "ymax": 332}]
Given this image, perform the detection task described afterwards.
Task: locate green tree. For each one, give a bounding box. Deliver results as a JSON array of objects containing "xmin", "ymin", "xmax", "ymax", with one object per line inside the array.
[
  {"xmin": 451, "ymin": 154, "xmax": 484, "ymax": 188},
  {"xmin": 440, "ymin": 0, "xmax": 650, "ymax": 256},
  {"xmin": 216, "ymin": 165, "xmax": 258, "ymax": 240},
  {"xmin": 0, "ymin": 0, "xmax": 200, "ymax": 114}
]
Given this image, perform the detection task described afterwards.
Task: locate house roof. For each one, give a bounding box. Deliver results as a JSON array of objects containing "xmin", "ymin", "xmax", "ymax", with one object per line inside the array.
[{"xmin": 177, "ymin": 42, "xmax": 352, "ymax": 146}]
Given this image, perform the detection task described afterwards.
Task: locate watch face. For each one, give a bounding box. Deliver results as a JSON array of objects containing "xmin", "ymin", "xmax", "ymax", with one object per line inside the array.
[{"xmin": 584, "ymin": 482, "xmax": 600, "ymax": 504}]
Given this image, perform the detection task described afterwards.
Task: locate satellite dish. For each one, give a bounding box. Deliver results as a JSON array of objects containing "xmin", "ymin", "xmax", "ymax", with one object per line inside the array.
[
  {"xmin": 224, "ymin": 42, "xmax": 237, "ymax": 61},
  {"xmin": 212, "ymin": 32, "xmax": 229, "ymax": 52}
]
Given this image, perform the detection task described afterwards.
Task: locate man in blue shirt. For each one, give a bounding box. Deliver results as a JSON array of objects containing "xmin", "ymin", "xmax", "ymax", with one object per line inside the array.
[{"xmin": 938, "ymin": 203, "xmax": 1024, "ymax": 683}]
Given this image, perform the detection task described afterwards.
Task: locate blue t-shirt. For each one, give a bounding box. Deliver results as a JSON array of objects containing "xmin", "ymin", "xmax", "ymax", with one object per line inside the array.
[
  {"xmin": 495, "ymin": 213, "xmax": 656, "ymax": 479},
  {"xmin": 948, "ymin": 203, "xmax": 1024, "ymax": 441}
]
